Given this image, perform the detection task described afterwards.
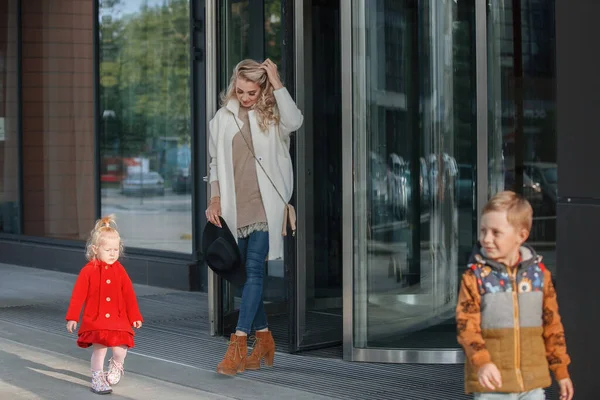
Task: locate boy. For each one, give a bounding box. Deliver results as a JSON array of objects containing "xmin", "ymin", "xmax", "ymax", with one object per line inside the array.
[{"xmin": 456, "ymin": 191, "xmax": 574, "ymax": 400}]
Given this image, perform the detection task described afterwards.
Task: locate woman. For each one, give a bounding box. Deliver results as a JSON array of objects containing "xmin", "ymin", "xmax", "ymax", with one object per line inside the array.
[{"xmin": 206, "ymin": 58, "xmax": 303, "ymax": 375}]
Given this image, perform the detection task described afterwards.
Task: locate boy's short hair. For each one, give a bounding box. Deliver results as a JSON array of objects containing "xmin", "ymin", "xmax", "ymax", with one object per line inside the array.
[{"xmin": 482, "ymin": 190, "xmax": 533, "ymax": 232}]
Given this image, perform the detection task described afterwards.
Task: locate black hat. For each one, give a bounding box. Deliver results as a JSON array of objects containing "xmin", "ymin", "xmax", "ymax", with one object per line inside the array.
[{"xmin": 202, "ymin": 217, "xmax": 245, "ymax": 287}]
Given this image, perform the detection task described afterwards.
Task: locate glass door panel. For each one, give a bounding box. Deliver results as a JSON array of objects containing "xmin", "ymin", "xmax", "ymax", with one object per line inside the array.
[
  {"xmin": 487, "ymin": 0, "xmax": 557, "ymax": 275},
  {"xmin": 294, "ymin": 0, "xmax": 343, "ymax": 350},
  {"xmin": 351, "ymin": 0, "xmax": 477, "ymax": 350}
]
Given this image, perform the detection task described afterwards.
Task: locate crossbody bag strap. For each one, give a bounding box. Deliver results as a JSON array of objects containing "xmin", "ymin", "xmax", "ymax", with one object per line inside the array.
[{"xmin": 230, "ymin": 111, "xmax": 296, "ymax": 237}]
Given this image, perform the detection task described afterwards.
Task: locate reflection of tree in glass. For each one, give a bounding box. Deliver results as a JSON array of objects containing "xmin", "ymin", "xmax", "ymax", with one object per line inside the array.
[
  {"xmin": 225, "ymin": 2, "xmax": 250, "ymax": 80},
  {"xmin": 264, "ymin": 0, "xmax": 281, "ymax": 66},
  {"xmin": 99, "ymin": 0, "xmax": 191, "ymax": 162}
]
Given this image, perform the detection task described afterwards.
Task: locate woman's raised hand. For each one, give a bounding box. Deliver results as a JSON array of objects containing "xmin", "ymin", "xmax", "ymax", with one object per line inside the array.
[{"xmin": 261, "ymin": 59, "xmax": 283, "ymax": 90}]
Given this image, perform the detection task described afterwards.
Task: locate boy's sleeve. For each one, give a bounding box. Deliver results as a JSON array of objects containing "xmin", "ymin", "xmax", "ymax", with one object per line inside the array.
[
  {"xmin": 542, "ymin": 267, "xmax": 570, "ymax": 381},
  {"xmin": 456, "ymin": 269, "xmax": 492, "ymax": 369}
]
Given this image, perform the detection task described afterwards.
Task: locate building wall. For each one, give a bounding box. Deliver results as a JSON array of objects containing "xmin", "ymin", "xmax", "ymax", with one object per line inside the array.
[{"xmin": 556, "ymin": 1, "xmax": 600, "ymax": 398}]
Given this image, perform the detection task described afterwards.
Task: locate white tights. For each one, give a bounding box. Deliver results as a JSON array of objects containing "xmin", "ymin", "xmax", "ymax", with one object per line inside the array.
[{"xmin": 91, "ymin": 344, "xmax": 128, "ymax": 372}]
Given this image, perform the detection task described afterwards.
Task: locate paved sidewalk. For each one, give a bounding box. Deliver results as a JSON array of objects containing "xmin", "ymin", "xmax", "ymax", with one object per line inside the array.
[
  {"xmin": 0, "ymin": 258, "xmax": 563, "ymax": 400},
  {"xmin": 0, "ymin": 336, "xmax": 231, "ymax": 400},
  {"xmin": 0, "ymin": 264, "xmax": 337, "ymax": 400}
]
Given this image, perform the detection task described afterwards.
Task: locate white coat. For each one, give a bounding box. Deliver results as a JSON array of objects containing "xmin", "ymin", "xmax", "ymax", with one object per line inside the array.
[{"xmin": 208, "ymin": 87, "xmax": 303, "ymax": 260}]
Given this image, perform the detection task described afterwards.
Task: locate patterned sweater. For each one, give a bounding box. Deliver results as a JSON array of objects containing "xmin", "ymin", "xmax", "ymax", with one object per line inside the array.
[{"xmin": 456, "ymin": 244, "xmax": 570, "ymax": 393}]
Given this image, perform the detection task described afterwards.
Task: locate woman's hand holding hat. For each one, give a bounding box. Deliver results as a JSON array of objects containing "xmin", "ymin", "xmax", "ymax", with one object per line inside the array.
[{"xmin": 206, "ymin": 197, "xmax": 222, "ymax": 227}]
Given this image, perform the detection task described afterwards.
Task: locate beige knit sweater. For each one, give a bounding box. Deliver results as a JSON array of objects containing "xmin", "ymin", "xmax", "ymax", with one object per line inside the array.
[{"xmin": 210, "ymin": 106, "xmax": 267, "ymax": 236}]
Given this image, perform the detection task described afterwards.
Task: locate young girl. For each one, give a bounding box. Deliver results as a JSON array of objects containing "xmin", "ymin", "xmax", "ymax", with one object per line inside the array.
[{"xmin": 65, "ymin": 215, "xmax": 143, "ymax": 395}]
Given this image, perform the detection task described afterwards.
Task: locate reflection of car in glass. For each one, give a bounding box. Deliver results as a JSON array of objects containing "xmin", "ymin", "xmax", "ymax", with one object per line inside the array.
[
  {"xmin": 121, "ymin": 171, "xmax": 165, "ymax": 196},
  {"xmin": 173, "ymin": 146, "xmax": 192, "ymax": 194},
  {"xmin": 173, "ymin": 166, "xmax": 191, "ymax": 194},
  {"xmin": 418, "ymin": 157, "xmax": 430, "ymax": 208},
  {"xmin": 524, "ymin": 162, "xmax": 557, "ymax": 214},
  {"xmin": 387, "ymin": 153, "xmax": 409, "ymax": 219},
  {"xmin": 368, "ymin": 152, "xmax": 390, "ymax": 225}
]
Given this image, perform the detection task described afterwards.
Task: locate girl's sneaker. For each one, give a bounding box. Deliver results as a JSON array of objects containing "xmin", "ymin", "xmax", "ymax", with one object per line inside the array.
[
  {"xmin": 91, "ymin": 370, "xmax": 112, "ymax": 395},
  {"xmin": 106, "ymin": 358, "xmax": 124, "ymax": 385}
]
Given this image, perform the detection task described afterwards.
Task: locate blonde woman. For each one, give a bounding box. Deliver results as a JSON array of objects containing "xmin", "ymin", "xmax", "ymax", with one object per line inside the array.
[{"xmin": 206, "ymin": 59, "xmax": 303, "ymax": 375}]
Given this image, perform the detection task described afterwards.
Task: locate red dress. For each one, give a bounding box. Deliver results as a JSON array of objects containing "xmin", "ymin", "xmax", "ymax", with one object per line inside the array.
[{"xmin": 65, "ymin": 260, "xmax": 143, "ymax": 349}]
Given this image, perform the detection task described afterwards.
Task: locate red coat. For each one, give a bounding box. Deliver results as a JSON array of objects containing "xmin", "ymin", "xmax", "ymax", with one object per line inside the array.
[{"xmin": 65, "ymin": 260, "xmax": 143, "ymax": 335}]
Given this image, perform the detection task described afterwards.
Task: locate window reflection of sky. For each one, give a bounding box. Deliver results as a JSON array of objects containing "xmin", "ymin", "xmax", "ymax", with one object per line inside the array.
[{"xmin": 101, "ymin": 0, "xmax": 165, "ymax": 19}]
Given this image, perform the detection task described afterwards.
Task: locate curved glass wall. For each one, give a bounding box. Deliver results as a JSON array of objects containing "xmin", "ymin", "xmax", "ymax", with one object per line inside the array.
[{"xmin": 351, "ymin": 0, "xmax": 477, "ymax": 350}]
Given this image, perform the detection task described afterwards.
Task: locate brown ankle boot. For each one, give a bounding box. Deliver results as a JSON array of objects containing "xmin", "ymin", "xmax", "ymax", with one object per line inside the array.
[
  {"xmin": 216, "ymin": 334, "xmax": 247, "ymax": 376},
  {"xmin": 246, "ymin": 330, "xmax": 275, "ymax": 370}
]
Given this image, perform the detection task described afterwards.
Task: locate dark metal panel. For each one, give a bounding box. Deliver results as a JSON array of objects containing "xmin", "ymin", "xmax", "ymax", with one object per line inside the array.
[
  {"xmin": 282, "ymin": 0, "xmax": 297, "ymax": 352},
  {"xmin": 556, "ymin": 0, "xmax": 600, "ymax": 199},
  {"xmin": 0, "ymin": 241, "xmax": 192, "ymax": 291},
  {"xmin": 190, "ymin": 0, "xmax": 208, "ymax": 292},
  {"xmin": 0, "ymin": 241, "xmax": 85, "ymax": 275},
  {"xmin": 556, "ymin": 203, "xmax": 600, "ymax": 400}
]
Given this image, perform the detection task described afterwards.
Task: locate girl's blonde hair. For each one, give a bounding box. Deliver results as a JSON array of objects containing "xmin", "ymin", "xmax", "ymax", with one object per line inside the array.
[
  {"xmin": 220, "ymin": 59, "xmax": 280, "ymax": 131},
  {"xmin": 85, "ymin": 214, "xmax": 124, "ymax": 261}
]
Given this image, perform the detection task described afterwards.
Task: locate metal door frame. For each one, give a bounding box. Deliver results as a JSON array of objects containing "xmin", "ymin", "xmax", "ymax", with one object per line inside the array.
[
  {"xmin": 292, "ymin": 0, "xmax": 345, "ymax": 352},
  {"xmin": 206, "ymin": 0, "xmax": 220, "ymax": 336}
]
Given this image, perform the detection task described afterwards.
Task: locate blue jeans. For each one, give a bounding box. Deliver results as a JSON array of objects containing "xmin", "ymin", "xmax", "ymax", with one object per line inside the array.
[
  {"xmin": 235, "ymin": 231, "xmax": 269, "ymax": 334},
  {"xmin": 474, "ymin": 389, "xmax": 545, "ymax": 400}
]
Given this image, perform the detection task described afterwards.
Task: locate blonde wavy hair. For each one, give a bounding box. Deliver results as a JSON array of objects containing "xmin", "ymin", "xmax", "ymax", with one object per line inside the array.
[
  {"xmin": 85, "ymin": 214, "xmax": 124, "ymax": 261},
  {"xmin": 220, "ymin": 59, "xmax": 280, "ymax": 131}
]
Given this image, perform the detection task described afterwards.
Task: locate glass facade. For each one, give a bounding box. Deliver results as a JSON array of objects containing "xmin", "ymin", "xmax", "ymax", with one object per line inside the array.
[
  {"xmin": 98, "ymin": 0, "xmax": 193, "ymax": 253},
  {"xmin": 1, "ymin": 0, "xmax": 559, "ymax": 362},
  {"xmin": 0, "ymin": 0, "xmax": 20, "ymax": 234},
  {"xmin": 347, "ymin": 0, "xmax": 557, "ymax": 356}
]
